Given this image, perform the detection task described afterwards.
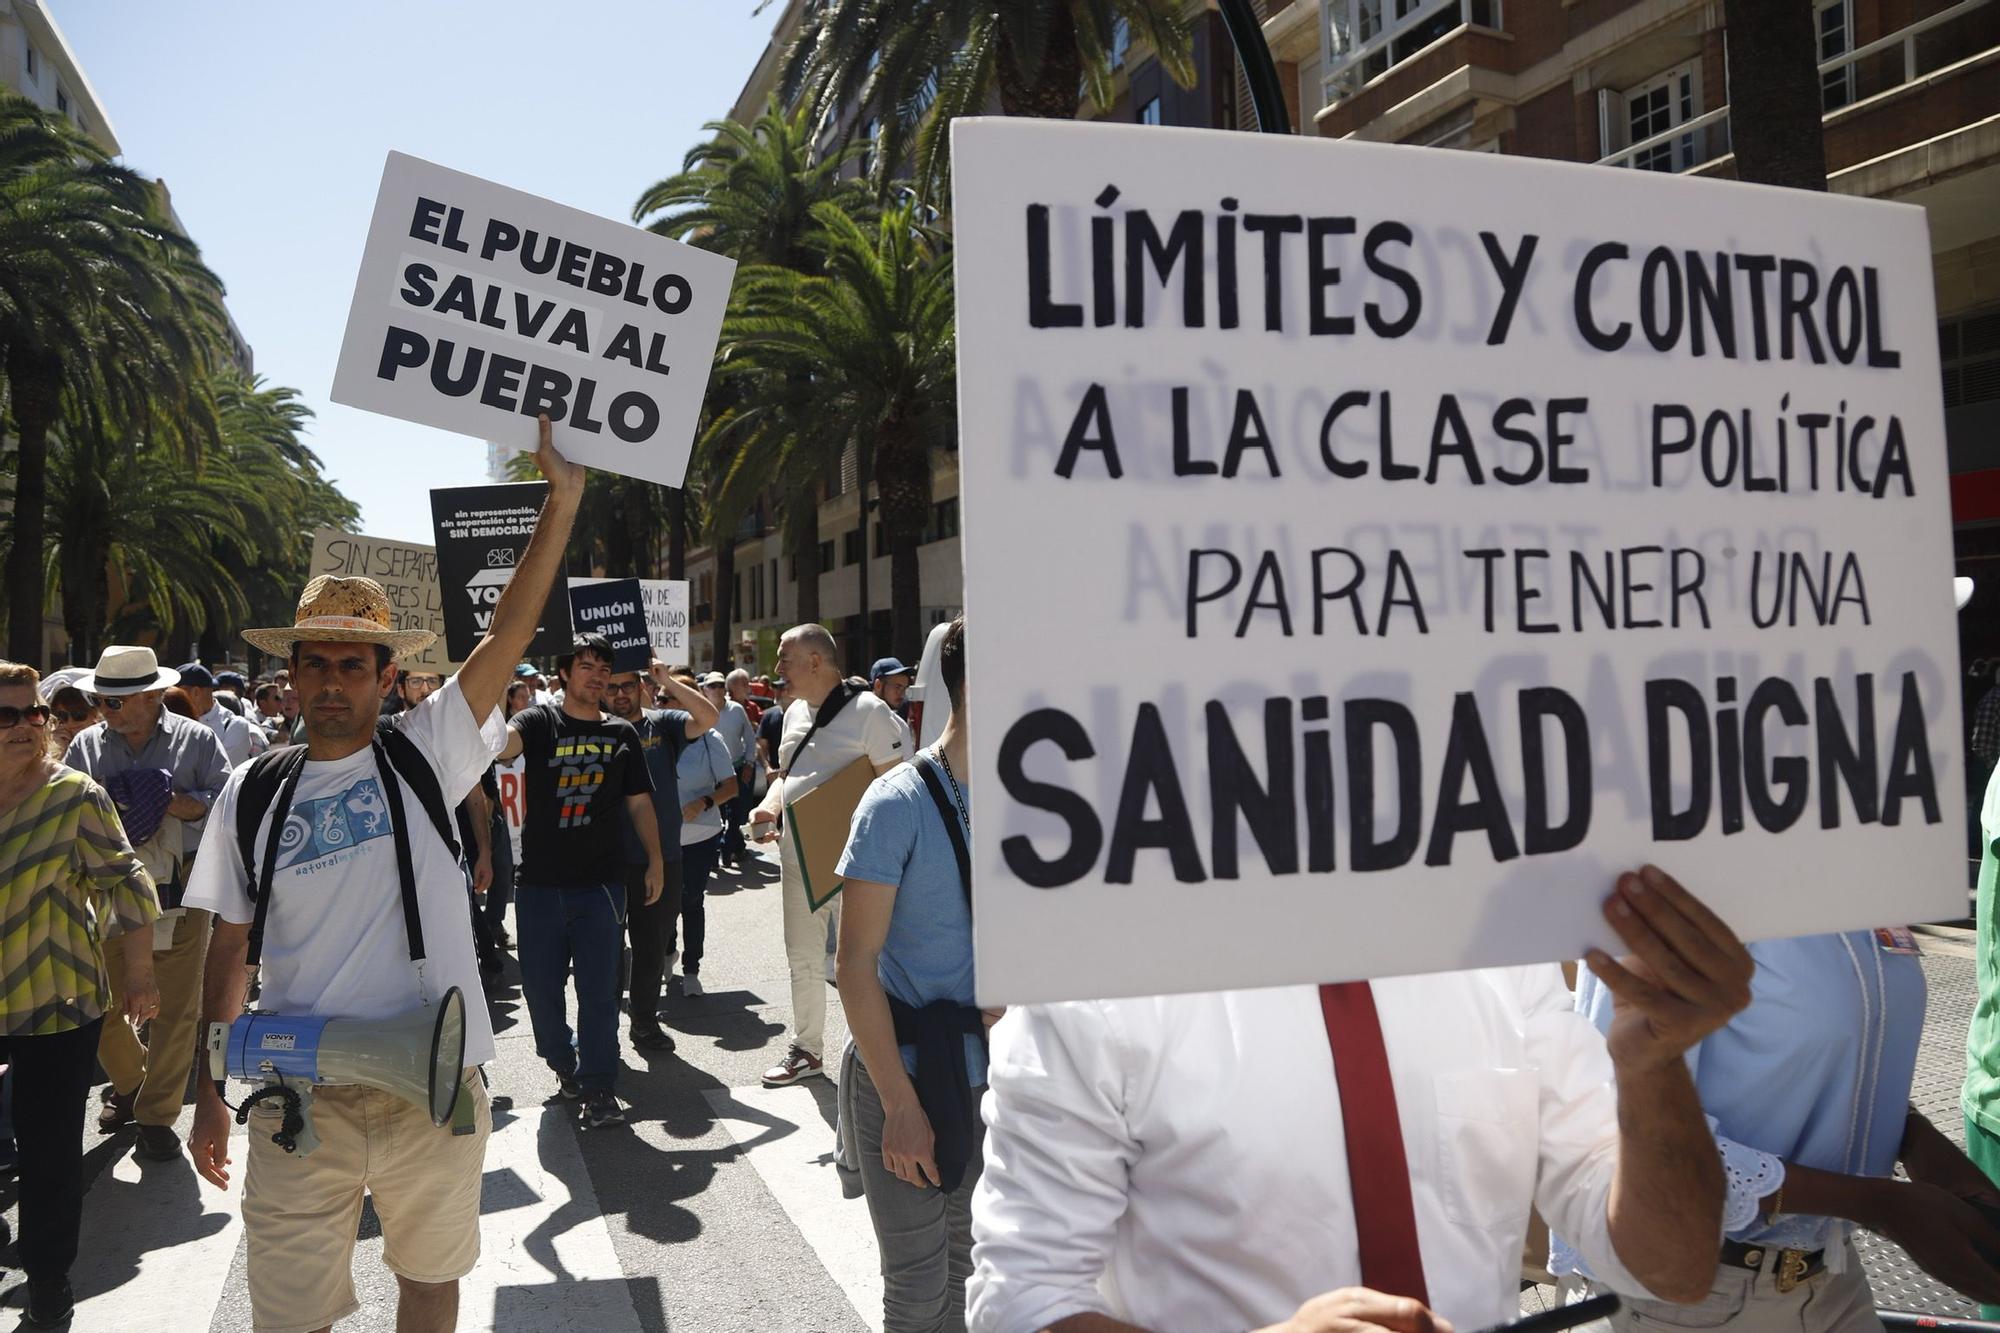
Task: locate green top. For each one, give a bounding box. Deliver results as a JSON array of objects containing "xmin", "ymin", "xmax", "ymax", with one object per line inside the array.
[
  {"xmin": 0, "ymin": 768, "xmax": 161, "ymax": 1036},
  {"xmin": 1967, "ymin": 762, "xmax": 2000, "ymax": 1134}
]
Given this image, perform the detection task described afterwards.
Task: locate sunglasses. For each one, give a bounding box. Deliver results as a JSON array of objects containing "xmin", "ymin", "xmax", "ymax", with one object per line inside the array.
[
  {"xmin": 52, "ymin": 708, "xmax": 94, "ymax": 724},
  {"xmin": 89, "ymin": 694, "xmax": 129, "ymax": 711},
  {"xmin": 0, "ymin": 704, "xmax": 52, "ymax": 730}
]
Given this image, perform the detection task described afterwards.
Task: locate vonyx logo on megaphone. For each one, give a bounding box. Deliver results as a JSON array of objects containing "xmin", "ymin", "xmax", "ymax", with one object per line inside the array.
[
  {"xmin": 207, "ymin": 987, "xmax": 467, "ymax": 1157},
  {"xmin": 465, "ymin": 549, "xmax": 519, "ymax": 633}
]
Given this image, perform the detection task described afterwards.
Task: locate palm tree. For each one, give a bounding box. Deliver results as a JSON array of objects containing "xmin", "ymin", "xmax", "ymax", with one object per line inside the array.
[
  {"xmin": 719, "ymin": 203, "xmax": 955, "ymax": 661},
  {"xmin": 637, "ymin": 100, "xmax": 875, "ymax": 651},
  {"xmin": 780, "ymin": 0, "xmax": 1198, "ymax": 200},
  {"xmin": 0, "ymin": 92, "xmax": 226, "ymax": 664},
  {"xmin": 1, "ymin": 371, "xmax": 356, "ymax": 663}
]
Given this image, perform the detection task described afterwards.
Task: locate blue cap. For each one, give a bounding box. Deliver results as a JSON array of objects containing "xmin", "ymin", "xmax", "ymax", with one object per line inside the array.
[
  {"xmin": 870, "ymin": 657, "xmax": 913, "ymax": 682},
  {"xmin": 176, "ymin": 662, "xmax": 217, "ymax": 689},
  {"xmin": 514, "ymin": 663, "xmax": 538, "ymax": 678},
  {"xmin": 215, "ymin": 671, "xmax": 248, "ymax": 692}
]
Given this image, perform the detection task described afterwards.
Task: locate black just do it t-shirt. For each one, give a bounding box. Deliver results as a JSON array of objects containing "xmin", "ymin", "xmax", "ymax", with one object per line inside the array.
[{"xmin": 512, "ymin": 703, "xmax": 653, "ymax": 886}]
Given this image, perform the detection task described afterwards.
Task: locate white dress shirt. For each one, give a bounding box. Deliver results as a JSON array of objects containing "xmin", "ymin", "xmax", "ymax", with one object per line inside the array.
[
  {"xmin": 200, "ymin": 700, "xmax": 267, "ymax": 768},
  {"xmin": 968, "ymin": 967, "xmax": 1657, "ymax": 1333}
]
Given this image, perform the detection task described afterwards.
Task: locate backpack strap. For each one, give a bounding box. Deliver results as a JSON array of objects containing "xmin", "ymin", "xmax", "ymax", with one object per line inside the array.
[
  {"xmin": 377, "ymin": 720, "xmax": 461, "ymax": 862},
  {"xmin": 782, "ymin": 681, "xmax": 856, "ymax": 776},
  {"xmin": 369, "ymin": 737, "xmax": 427, "ymax": 964},
  {"xmin": 239, "ymin": 746, "xmax": 310, "ymax": 968},
  {"xmin": 914, "ymin": 753, "xmax": 972, "ymax": 914}
]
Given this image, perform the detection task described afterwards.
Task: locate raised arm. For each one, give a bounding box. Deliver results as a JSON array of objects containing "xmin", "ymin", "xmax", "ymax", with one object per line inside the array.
[
  {"xmin": 651, "ymin": 663, "xmax": 719, "ymax": 737},
  {"xmin": 458, "ymin": 414, "xmax": 584, "ymax": 722}
]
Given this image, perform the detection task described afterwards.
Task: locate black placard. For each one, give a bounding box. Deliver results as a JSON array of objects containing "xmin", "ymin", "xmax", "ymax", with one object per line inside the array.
[
  {"xmin": 566, "ymin": 576, "xmax": 651, "ymax": 672},
  {"xmin": 430, "ymin": 483, "xmax": 571, "ymax": 663}
]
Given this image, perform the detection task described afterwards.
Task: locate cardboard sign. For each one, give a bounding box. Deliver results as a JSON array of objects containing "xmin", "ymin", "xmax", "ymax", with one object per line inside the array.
[
  {"xmin": 567, "ymin": 577, "xmax": 651, "ymax": 672},
  {"xmin": 308, "ymin": 528, "xmax": 452, "ymax": 672},
  {"xmin": 785, "ymin": 757, "xmax": 877, "ymax": 910},
  {"xmin": 430, "ymin": 483, "xmax": 571, "ymax": 663},
  {"xmin": 331, "ymin": 152, "xmax": 735, "ymax": 487},
  {"xmin": 569, "ymin": 577, "xmax": 690, "ymax": 661},
  {"xmin": 950, "ymin": 119, "xmax": 1965, "ymax": 1006}
]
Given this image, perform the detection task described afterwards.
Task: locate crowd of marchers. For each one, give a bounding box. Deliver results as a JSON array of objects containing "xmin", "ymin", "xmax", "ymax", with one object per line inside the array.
[{"xmin": 5, "ymin": 421, "xmax": 2000, "ymax": 1333}]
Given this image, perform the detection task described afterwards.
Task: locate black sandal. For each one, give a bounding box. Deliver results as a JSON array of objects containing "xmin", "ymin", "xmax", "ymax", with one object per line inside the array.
[{"xmin": 630, "ymin": 1027, "xmax": 676, "ymax": 1052}]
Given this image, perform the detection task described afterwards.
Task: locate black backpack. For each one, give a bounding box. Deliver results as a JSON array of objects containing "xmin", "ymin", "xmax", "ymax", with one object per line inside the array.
[{"xmin": 233, "ymin": 716, "xmax": 461, "ymax": 966}]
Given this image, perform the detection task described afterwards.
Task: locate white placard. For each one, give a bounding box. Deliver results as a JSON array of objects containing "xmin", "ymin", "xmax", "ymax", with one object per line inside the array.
[
  {"xmin": 951, "ymin": 119, "xmax": 1965, "ymax": 1006},
  {"xmin": 569, "ymin": 577, "xmax": 690, "ymax": 660},
  {"xmin": 332, "ymin": 152, "xmax": 735, "ymax": 488}
]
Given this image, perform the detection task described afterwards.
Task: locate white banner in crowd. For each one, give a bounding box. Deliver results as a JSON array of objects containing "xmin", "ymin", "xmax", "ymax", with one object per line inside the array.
[
  {"xmin": 951, "ymin": 119, "xmax": 1964, "ymax": 1006},
  {"xmin": 331, "ymin": 152, "xmax": 735, "ymax": 488},
  {"xmin": 307, "ymin": 527, "xmax": 453, "ymax": 673},
  {"xmin": 569, "ymin": 577, "xmax": 690, "ymax": 661}
]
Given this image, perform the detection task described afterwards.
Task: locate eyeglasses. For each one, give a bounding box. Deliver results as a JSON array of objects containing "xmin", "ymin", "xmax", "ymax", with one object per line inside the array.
[
  {"xmin": 0, "ymin": 704, "xmax": 52, "ymax": 729},
  {"xmin": 89, "ymin": 694, "xmax": 127, "ymax": 711}
]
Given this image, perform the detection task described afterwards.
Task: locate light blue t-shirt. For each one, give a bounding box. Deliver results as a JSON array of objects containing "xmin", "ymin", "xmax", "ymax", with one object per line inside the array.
[
  {"xmin": 835, "ymin": 756, "xmax": 983, "ymax": 1085},
  {"xmin": 676, "ymin": 731, "xmax": 735, "ymax": 844}
]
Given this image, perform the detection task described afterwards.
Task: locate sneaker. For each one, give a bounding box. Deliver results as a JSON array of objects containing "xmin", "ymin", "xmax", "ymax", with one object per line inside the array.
[
  {"xmin": 23, "ymin": 1278, "xmax": 73, "ymax": 1327},
  {"xmin": 97, "ymin": 1089, "xmax": 135, "ymax": 1133},
  {"xmin": 553, "ymin": 1070, "xmax": 582, "ymax": 1102},
  {"xmin": 581, "ymin": 1090, "xmax": 626, "ymax": 1128},
  {"xmin": 762, "ymin": 1045, "xmax": 825, "ymax": 1087},
  {"xmin": 630, "ymin": 1025, "xmax": 676, "ymax": 1052},
  {"xmin": 680, "ymin": 972, "xmax": 704, "ymax": 998},
  {"xmin": 133, "ymin": 1124, "xmax": 181, "ymax": 1161}
]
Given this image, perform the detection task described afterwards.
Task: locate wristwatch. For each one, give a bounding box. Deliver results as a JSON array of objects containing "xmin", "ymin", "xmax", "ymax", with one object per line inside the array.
[{"xmin": 701, "ymin": 794, "xmax": 715, "ymax": 810}]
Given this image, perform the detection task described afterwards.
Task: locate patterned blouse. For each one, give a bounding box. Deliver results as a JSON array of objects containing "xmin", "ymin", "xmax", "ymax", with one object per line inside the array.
[{"xmin": 0, "ymin": 767, "xmax": 161, "ymax": 1036}]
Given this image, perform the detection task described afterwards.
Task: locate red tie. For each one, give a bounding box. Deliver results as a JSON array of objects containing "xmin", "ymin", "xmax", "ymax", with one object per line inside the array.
[{"xmin": 1319, "ymin": 981, "xmax": 1431, "ymax": 1305}]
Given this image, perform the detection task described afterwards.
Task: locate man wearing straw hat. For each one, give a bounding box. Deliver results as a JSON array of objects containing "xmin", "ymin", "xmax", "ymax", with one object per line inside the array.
[{"xmin": 182, "ymin": 418, "xmax": 584, "ymax": 1333}]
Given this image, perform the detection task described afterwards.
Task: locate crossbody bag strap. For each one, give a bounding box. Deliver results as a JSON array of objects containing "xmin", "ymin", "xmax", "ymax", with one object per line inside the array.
[
  {"xmin": 914, "ymin": 754, "xmax": 972, "ymax": 913},
  {"xmin": 782, "ymin": 681, "xmax": 856, "ymax": 776},
  {"xmin": 246, "ymin": 749, "xmax": 310, "ymax": 968},
  {"xmin": 369, "ymin": 738, "xmax": 427, "ymax": 963}
]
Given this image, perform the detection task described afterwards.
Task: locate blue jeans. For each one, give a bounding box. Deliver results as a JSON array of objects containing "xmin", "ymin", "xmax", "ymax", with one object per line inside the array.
[
  {"xmin": 675, "ymin": 834, "xmax": 720, "ymax": 975},
  {"xmin": 516, "ymin": 882, "xmax": 626, "ymax": 1092}
]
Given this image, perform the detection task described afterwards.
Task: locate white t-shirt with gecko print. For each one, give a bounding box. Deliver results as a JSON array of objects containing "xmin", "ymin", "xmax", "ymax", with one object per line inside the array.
[{"xmin": 184, "ymin": 676, "xmax": 502, "ymax": 1064}]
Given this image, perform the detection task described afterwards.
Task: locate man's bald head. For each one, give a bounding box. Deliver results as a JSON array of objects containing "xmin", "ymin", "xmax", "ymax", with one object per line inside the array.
[{"xmin": 776, "ymin": 624, "xmax": 843, "ymax": 707}]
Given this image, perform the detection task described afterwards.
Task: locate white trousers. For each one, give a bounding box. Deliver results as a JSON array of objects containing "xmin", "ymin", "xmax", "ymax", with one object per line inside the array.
[{"xmin": 780, "ymin": 854, "xmax": 839, "ymax": 1058}]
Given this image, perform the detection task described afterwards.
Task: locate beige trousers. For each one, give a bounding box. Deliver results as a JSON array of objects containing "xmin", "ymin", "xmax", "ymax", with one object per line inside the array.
[
  {"xmin": 780, "ymin": 854, "xmax": 838, "ymax": 1058},
  {"xmin": 99, "ymin": 907, "xmax": 212, "ymax": 1127},
  {"xmin": 1559, "ymin": 1238, "xmax": 1884, "ymax": 1333}
]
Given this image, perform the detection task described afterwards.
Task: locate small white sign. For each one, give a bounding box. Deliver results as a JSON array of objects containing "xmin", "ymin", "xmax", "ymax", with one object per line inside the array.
[
  {"xmin": 569, "ymin": 577, "xmax": 690, "ymax": 660},
  {"xmin": 951, "ymin": 118, "xmax": 1965, "ymax": 1006},
  {"xmin": 332, "ymin": 152, "xmax": 735, "ymax": 488}
]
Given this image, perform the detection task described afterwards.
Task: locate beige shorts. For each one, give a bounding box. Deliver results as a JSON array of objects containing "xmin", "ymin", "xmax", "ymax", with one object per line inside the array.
[{"xmin": 242, "ymin": 1072, "xmax": 490, "ymax": 1333}]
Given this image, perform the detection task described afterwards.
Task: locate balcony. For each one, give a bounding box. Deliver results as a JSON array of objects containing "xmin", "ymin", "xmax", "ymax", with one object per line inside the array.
[
  {"xmin": 1596, "ymin": 0, "xmax": 2000, "ymax": 181},
  {"xmin": 1322, "ymin": 0, "xmax": 1503, "ymax": 105}
]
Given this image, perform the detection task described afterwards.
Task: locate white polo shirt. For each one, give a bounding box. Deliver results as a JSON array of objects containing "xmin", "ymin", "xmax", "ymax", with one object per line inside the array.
[{"xmin": 777, "ymin": 686, "xmax": 907, "ymax": 800}]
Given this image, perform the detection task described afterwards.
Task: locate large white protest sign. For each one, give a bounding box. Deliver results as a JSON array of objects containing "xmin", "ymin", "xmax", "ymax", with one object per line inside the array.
[
  {"xmin": 308, "ymin": 528, "xmax": 453, "ymax": 672},
  {"xmin": 569, "ymin": 577, "xmax": 690, "ymax": 660},
  {"xmin": 952, "ymin": 119, "xmax": 1964, "ymax": 1006},
  {"xmin": 331, "ymin": 152, "xmax": 734, "ymax": 487}
]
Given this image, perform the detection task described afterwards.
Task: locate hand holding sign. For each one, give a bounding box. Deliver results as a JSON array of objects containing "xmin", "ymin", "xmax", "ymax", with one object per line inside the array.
[
  {"xmin": 533, "ymin": 412, "xmax": 585, "ymax": 505},
  {"xmin": 1583, "ymin": 864, "xmax": 1754, "ymax": 1073}
]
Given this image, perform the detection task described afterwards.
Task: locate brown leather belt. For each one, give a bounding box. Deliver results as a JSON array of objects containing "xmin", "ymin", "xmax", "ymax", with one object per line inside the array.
[{"xmin": 1719, "ymin": 1239, "xmax": 1826, "ymax": 1293}]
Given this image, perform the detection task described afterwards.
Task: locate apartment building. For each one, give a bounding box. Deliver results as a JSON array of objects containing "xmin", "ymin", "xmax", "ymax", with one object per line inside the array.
[{"xmin": 1253, "ymin": 0, "xmax": 2000, "ymax": 687}]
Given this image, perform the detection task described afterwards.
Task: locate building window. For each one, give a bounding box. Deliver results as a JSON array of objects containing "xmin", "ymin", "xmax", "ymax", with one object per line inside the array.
[
  {"xmin": 750, "ymin": 565, "xmax": 763, "ymax": 620},
  {"xmin": 819, "ymin": 538, "xmax": 836, "ymax": 573},
  {"xmin": 1138, "ymin": 97, "xmax": 1162, "ymax": 126},
  {"xmin": 1818, "ymin": 0, "xmax": 1854, "ymax": 111},
  {"xmin": 1109, "ymin": 17, "xmax": 1131, "ymax": 68},
  {"xmin": 1943, "ymin": 308, "xmax": 2000, "ymax": 411},
  {"xmin": 929, "ymin": 497, "xmax": 960, "ymax": 543},
  {"xmin": 860, "ymin": 117, "xmax": 879, "ymax": 178},
  {"xmin": 843, "ymin": 528, "xmax": 865, "ymax": 567},
  {"xmin": 56, "ymin": 86, "xmax": 70, "ymax": 119},
  {"xmin": 1622, "ymin": 61, "xmax": 1700, "ymax": 172},
  {"xmin": 24, "ymin": 42, "xmax": 36, "ymax": 80},
  {"xmin": 1327, "ymin": 0, "xmax": 1484, "ymax": 95}
]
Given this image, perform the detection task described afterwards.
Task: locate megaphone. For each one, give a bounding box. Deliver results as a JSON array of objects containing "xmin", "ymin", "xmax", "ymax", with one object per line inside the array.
[{"xmin": 206, "ymin": 987, "xmax": 466, "ymax": 1158}]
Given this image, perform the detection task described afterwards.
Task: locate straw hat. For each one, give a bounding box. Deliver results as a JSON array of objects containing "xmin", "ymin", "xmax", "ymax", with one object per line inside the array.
[
  {"xmin": 242, "ymin": 575, "xmax": 438, "ymax": 660},
  {"xmin": 74, "ymin": 646, "xmax": 180, "ymax": 697}
]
